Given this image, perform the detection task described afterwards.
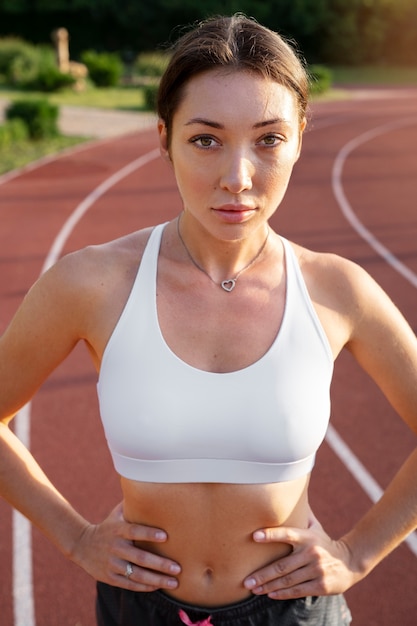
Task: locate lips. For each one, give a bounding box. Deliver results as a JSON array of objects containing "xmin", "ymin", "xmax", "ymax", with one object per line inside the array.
[{"xmin": 212, "ymin": 204, "xmax": 256, "ymax": 223}]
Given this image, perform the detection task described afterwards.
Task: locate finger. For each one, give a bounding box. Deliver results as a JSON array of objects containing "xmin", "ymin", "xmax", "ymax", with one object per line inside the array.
[
  {"xmin": 124, "ymin": 522, "xmax": 169, "ymax": 544},
  {"xmin": 252, "ymin": 526, "xmax": 307, "ymax": 546},
  {"xmin": 244, "ymin": 549, "xmax": 306, "ymax": 592},
  {"xmin": 264, "ymin": 560, "xmax": 331, "ymax": 600},
  {"xmin": 267, "ymin": 578, "xmax": 319, "ymax": 600},
  {"xmin": 247, "ymin": 561, "xmax": 317, "ymax": 594},
  {"xmin": 115, "ymin": 539, "xmax": 181, "ymax": 577},
  {"xmin": 130, "ymin": 545, "xmax": 181, "ymax": 576},
  {"xmin": 107, "ymin": 504, "xmax": 170, "ymax": 544},
  {"xmin": 115, "ymin": 560, "xmax": 179, "ymax": 592}
]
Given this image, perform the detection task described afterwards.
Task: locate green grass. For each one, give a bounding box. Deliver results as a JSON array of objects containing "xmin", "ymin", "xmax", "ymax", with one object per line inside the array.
[
  {"xmin": 0, "ymin": 83, "xmax": 147, "ymax": 111},
  {"xmin": 1, "ymin": 66, "xmax": 416, "ymax": 111},
  {"xmin": 1, "ymin": 66, "xmax": 416, "ymax": 175},
  {"xmin": 330, "ymin": 66, "xmax": 417, "ymax": 86},
  {"xmin": 0, "ymin": 84, "xmax": 146, "ymax": 174},
  {"xmin": 0, "ymin": 135, "xmax": 90, "ymax": 176},
  {"xmin": 311, "ymin": 65, "xmax": 417, "ymax": 102}
]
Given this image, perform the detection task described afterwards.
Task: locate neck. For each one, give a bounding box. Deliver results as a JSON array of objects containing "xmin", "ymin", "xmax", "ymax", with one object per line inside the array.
[{"xmin": 176, "ymin": 213, "xmax": 270, "ymax": 290}]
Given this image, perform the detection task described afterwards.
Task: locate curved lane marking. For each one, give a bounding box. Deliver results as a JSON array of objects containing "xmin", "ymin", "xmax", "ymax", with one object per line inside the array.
[
  {"xmin": 332, "ymin": 117, "xmax": 417, "ymax": 287},
  {"xmin": 12, "ymin": 147, "xmax": 160, "ymax": 626},
  {"xmin": 331, "ymin": 116, "xmax": 417, "ymax": 556},
  {"xmin": 9, "ymin": 110, "xmax": 417, "ymax": 625}
]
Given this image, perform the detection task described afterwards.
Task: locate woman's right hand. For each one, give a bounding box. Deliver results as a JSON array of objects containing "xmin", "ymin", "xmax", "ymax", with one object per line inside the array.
[{"xmin": 70, "ymin": 502, "xmax": 181, "ymax": 591}]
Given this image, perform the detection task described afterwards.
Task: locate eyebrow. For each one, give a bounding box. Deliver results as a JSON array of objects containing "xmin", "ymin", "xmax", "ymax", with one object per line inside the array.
[{"xmin": 184, "ymin": 117, "xmax": 290, "ymax": 129}]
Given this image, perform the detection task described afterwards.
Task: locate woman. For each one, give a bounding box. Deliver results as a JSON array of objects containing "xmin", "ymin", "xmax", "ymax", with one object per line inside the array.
[{"xmin": 1, "ymin": 14, "xmax": 417, "ymax": 626}]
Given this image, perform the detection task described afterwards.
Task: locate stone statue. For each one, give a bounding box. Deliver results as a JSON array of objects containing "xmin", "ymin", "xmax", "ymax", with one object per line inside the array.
[{"xmin": 51, "ymin": 28, "xmax": 88, "ymax": 90}]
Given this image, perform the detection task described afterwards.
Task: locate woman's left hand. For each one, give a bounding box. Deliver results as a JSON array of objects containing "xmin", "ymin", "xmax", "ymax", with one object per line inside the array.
[{"xmin": 243, "ymin": 512, "xmax": 361, "ymax": 599}]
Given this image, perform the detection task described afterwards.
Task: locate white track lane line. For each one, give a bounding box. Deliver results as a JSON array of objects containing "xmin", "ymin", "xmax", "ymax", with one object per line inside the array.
[
  {"xmin": 330, "ymin": 116, "xmax": 417, "ymax": 556},
  {"xmin": 332, "ymin": 116, "xmax": 417, "ymax": 287},
  {"xmin": 10, "ymin": 110, "xmax": 417, "ymax": 624},
  {"xmin": 12, "ymin": 147, "xmax": 159, "ymax": 626}
]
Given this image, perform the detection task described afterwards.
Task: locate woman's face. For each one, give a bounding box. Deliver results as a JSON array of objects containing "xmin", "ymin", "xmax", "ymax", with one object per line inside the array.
[{"xmin": 159, "ymin": 69, "xmax": 306, "ymax": 240}]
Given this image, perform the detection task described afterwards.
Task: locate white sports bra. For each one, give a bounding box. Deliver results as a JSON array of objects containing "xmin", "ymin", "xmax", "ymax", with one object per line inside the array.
[{"xmin": 97, "ymin": 223, "xmax": 333, "ymax": 483}]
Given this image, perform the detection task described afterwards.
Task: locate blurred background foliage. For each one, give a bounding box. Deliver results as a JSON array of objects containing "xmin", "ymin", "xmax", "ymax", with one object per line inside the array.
[
  {"xmin": 0, "ymin": 0, "xmax": 416, "ymax": 174},
  {"xmin": 0, "ymin": 0, "xmax": 416, "ymax": 66}
]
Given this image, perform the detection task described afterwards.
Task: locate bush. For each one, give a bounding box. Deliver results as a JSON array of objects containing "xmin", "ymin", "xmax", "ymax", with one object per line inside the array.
[
  {"xmin": 1, "ymin": 40, "xmax": 74, "ymax": 92},
  {"xmin": 142, "ymin": 83, "xmax": 159, "ymax": 111},
  {"xmin": 309, "ymin": 65, "xmax": 333, "ymax": 95},
  {"xmin": 134, "ymin": 51, "xmax": 170, "ymax": 78},
  {"xmin": 0, "ymin": 37, "xmax": 34, "ymax": 78},
  {"xmin": 81, "ymin": 50, "xmax": 123, "ymax": 87},
  {"xmin": 25, "ymin": 66, "xmax": 76, "ymax": 92},
  {"xmin": 7, "ymin": 45, "xmax": 40, "ymax": 86},
  {"xmin": 6, "ymin": 99, "xmax": 59, "ymax": 139},
  {"xmin": 0, "ymin": 118, "xmax": 29, "ymax": 148}
]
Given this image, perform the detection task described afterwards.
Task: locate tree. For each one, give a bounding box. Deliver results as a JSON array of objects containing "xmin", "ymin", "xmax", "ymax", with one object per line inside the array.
[{"xmin": 0, "ymin": 0, "xmax": 416, "ymax": 65}]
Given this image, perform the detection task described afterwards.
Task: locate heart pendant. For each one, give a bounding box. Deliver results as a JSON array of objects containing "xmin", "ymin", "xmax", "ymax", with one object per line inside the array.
[{"xmin": 221, "ymin": 279, "xmax": 236, "ymax": 292}]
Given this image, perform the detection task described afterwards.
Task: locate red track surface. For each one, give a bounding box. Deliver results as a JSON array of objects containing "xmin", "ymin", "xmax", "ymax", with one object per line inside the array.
[{"xmin": 1, "ymin": 88, "xmax": 417, "ymax": 625}]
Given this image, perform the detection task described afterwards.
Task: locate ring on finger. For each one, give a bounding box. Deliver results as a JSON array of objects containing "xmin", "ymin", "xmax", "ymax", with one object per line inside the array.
[{"xmin": 125, "ymin": 562, "xmax": 134, "ymax": 579}]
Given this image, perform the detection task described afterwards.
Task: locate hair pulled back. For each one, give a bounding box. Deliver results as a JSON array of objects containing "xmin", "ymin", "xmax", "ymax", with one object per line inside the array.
[{"xmin": 157, "ymin": 14, "xmax": 309, "ymax": 141}]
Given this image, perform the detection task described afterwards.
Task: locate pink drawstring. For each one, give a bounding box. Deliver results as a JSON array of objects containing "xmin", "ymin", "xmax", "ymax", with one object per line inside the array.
[{"xmin": 178, "ymin": 608, "xmax": 213, "ymax": 625}]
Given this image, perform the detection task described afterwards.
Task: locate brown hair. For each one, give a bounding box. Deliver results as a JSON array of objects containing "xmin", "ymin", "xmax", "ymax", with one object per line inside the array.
[{"xmin": 157, "ymin": 14, "xmax": 309, "ymax": 143}]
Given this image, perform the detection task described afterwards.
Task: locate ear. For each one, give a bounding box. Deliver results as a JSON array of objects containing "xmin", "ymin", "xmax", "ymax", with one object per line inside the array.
[
  {"xmin": 158, "ymin": 119, "xmax": 171, "ymax": 162},
  {"xmin": 295, "ymin": 116, "xmax": 307, "ymax": 162}
]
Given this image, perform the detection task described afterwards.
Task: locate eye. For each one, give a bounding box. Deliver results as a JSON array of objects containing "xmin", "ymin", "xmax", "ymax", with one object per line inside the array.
[
  {"xmin": 258, "ymin": 134, "xmax": 284, "ymax": 147},
  {"xmin": 189, "ymin": 135, "xmax": 219, "ymax": 149}
]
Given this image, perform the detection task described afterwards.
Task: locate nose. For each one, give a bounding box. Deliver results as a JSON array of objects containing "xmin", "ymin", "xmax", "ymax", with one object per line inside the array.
[{"xmin": 220, "ymin": 151, "xmax": 254, "ymax": 194}]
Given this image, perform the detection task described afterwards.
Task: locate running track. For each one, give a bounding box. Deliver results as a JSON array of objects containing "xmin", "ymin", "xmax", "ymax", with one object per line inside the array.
[{"xmin": 1, "ymin": 88, "xmax": 417, "ymax": 625}]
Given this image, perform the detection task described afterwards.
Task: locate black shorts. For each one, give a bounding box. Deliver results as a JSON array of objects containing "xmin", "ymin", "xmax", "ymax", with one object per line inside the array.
[{"xmin": 96, "ymin": 582, "xmax": 352, "ymax": 625}]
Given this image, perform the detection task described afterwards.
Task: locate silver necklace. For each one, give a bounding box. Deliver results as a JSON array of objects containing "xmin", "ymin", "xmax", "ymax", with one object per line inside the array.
[{"xmin": 176, "ymin": 215, "xmax": 269, "ymax": 292}]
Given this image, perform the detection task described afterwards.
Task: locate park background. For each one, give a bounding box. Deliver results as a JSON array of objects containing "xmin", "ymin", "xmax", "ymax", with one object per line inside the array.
[
  {"xmin": 0, "ymin": 0, "xmax": 417, "ymax": 67},
  {"xmin": 1, "ymin": 0, "xmax": 417, "ymax": 175},
  {"xmin": 1, "ymin": 2, "xmax": 417, "ymax": 626}
]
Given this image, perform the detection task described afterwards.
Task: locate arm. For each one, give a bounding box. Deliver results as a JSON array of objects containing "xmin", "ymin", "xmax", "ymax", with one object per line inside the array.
[
  {"xmin": 0, "ymin": 251, "xmax": 180, "ymax": 590},
  {"xmin": 244, "ymin": 256, "xmax": 417, "ymax": 598}
]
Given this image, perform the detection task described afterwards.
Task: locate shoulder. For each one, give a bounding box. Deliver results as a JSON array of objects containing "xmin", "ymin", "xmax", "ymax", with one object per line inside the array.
[
  {"xmin": 288, "ymin": 240, "xmax": 375, "ymax": 310},
  {"xmin": 43, "ymin": 227, "xmax": 154, "ymax": 294},
  {"xmin": 280, "ymin": 239, "xmax": 417, "ymax": 427},
  {"xmin": 285, "ymin": 240, "xmax": 406, "ymax": 352},
  {"xmin": 24, "ymin": 227, "xmax": 156, "ymax": 335},
  {"xmin": 0, "ymin": 227, "xmax": 159, "ymax": 410},
  {"xmin": 60, "ymin": 226, "xmax": 153, "ymax": 273},
  {"xmin": 293, "ymin": 239, "xmax": 414, "ymax": 340}
]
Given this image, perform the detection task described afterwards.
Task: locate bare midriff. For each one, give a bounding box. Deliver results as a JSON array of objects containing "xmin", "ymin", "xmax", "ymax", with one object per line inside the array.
[{"xmin": 121, "ymin": 475, "xmax": 311, "ymax": 607}]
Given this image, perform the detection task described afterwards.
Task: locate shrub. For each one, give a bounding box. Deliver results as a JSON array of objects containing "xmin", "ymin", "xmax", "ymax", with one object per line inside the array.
[
  {"xmin": 142, "ymin": 83, "xmax": 158, "ymax": 111},
  {"xmin": 6, "ymin": 99, "xmax": 59, "ymax": 139},
  {"xmin": 7, "ymin": 45, "xmax": 40, "ymax": 86},
  {"xmin": 309, "ymin": 65, "xmax": 333, "ymax": 95},
  {"xmin": 2, "ymin": 41, "xmax": 74, "ymax": 92},
  {"xmin": 134, "ymin": 51, "xmax": 170, "ymax": 78},
  {"xmin": 0, "ymin": 124, "xmax": 12, "ymax": 149},
  {"xmin": 25, "ymin": 66, "xmax": 76, "ymax": 92},
  {"xmin": 81, "ymin": 50, "xmax": 123, "ymax": 87},
  {"xmin": 0, "ymin": 118, "xmax": 29, "ymax": 148},
  {"xmin": 8, "ymin": 117, "xmax": 29, "ymax": 141},
  {"xmin": 0, "ymin": 37, "xmax": 34, "ymax": 78}
]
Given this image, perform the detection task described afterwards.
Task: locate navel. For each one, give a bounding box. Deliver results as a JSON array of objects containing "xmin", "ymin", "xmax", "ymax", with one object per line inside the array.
[{"xmin": 203, "ymin": 567, "xmax": 214, "ymax": 582}]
